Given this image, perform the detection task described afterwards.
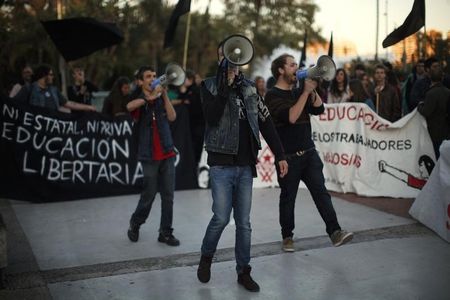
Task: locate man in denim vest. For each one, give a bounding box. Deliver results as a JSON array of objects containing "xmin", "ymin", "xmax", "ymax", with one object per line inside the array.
[
  {"xmin": 14, "ymin": 64, "xmax": 96, "ymax": 112},
  {"xmin": 126, "ymin": 66, "xmax": 180, "ymax": 247},
  {"xmin": 196, "ymin": 37, "xmax": 288, "ymax": 292}
]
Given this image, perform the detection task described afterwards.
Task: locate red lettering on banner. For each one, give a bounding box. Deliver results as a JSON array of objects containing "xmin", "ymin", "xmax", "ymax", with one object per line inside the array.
[
  {"xmin": 257, "ymin": 146, "xmax": 275, "ymax": 183},
  {"xmin": 318, "ymin": 105, "xmax": 389, "ymax": 131},
  {"xmin": 346, "ymin": 106, "xmax": 357, "ymax": 120},
  {"xmin": 323, "ymin": 152, "xmax": 361, "ymax": 168}
]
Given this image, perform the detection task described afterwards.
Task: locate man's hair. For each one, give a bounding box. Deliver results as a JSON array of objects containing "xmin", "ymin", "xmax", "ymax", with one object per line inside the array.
[
  {"xmin": 374, "ymin": 64, "xmax": 386, "ymax": 72},
  {"xmin": 424, "ymin": 57, "xmax": 438, "ymax": 70},
  {"xmin": 417, "ymin": 59, "xmax": 426, "ymax": 65},
  {"xmin": 72, "ymin": 66, "xmax": 84, "ymax": 74},
  {"xmin": 254, "ymin": 76, "xmax": 264, "ymax": 82},
  {"xmin": 185, "ymin": 69, "xmax": 196, "ymax": 80},
  {"xmin": 217, "ymin": 39, "xmax": 225, "ymax": 62},
  {"xmin": 33, "ymin": 64, "xmax": 52, "ymax": 81},
  {"xmin": 271, "ymin": 54, "xmax": 294, "ymax": 79},
  {"xmin": 355, "ymin": 63, "xmax": 365, "ymax": 71},
  {"xmin": 137, "ymin": 66, "xmax": 155, "ymax": 80}
]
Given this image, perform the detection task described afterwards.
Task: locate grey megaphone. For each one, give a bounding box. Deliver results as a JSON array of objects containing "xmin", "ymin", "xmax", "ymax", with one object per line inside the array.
[
  {"xmin": 222, "ymin": 34, "xmax": 254, "ymax": 66},
  {"xmin": 151, "ymin": 63, "xmax": 186, "ymax": 89},
  {"xmin": 296, "ymin": 55, "xmax": 336, "ymax": 81}
]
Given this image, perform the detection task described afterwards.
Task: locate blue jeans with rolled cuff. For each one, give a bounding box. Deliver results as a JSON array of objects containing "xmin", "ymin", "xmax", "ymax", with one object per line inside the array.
[{"xmin": 200, "ymin": 165, "xmax": 253, "ymax": 273}]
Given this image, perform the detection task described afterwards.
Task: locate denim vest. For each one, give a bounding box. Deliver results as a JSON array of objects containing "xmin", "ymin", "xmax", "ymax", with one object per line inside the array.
[
  {"xmin": 136, "ymin": 98, "xmax": 174, "ymax": 161},
  {"xmin": 29, "ymin": 82, "xmax": 61, "ymax": 110},
  {"xmin": 203, "ymin": 77, "xmax": 261, "ymax": 155}
]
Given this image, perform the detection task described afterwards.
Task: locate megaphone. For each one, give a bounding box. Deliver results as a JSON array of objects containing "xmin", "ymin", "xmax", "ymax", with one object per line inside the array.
[
  {"xmin": 222, "ymin": 34, "xmax": 254, "ymax": 66},
  {"xmin": 150, "ymin": 63, "xmax": 186, "ymax": 90},
  {"xmin": 296, "ymin": 55, "xmax": 336, "ymax": 81}
]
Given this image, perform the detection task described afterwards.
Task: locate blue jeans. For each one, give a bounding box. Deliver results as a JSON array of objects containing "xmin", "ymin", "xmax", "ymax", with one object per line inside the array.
[
  {"xmin": 277, "ymin": 150, "xmax": 340, "ymax": 238},
  {"xmin": 131, "ymin": 157, "xmax": 175, "ymax": 235},
  {"xmin": 201, "ymin": 166, "xmax": 253, "ymax": 273}
]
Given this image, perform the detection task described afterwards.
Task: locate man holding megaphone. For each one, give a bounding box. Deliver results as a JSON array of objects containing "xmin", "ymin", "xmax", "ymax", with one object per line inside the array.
[
  {"xmin": 126, "ymin": 66, "xmax": 181, "ymax": 247},
  {"xmin": 197, "ymin": 35, "xmax": 288, "ymax": 292},
  {"xmin": 265, "ymin": 54, "xmax": 353, "ymax": 253}
]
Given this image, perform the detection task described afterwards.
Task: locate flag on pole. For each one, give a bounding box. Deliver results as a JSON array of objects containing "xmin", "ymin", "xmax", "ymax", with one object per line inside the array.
[
  {"xmin": 328, "ymin": 32, "xmax": 333, "ymax": 58},
  {"xmin": 164, "ymin": 0, "xmax": 191, "ymax": 49},
  {"xmin": 382, "ymin": 0, "xmax": 425, "ymax": 48},
  {"xmin": 299, "ymin": 30, "xmax": 307, "ymax": 67}
]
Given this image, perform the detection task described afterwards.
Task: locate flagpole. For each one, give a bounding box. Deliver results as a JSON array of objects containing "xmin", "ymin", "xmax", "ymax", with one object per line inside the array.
[
  {"xmin": 422, "ymin": 23, "xmax": 427, "ymax": 58},
  {"xmin": 56, "ymin": 0, "xmax": 67, "ymax": 98},
  {"xmin": 375, "ymin": 0, "xmax": 379, "ymax": 61},
  {"xmin": 182, "ymin": 11, "xmax": 192, "ymax": 70}
]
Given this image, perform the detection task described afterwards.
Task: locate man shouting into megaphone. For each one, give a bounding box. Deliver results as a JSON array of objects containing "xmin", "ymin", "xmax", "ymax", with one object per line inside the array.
[
  {"xmin": 265, "ymin": 54, "xmax": 354, "ymax": 253},
  {"xmin": 196, "ymin": 35, "xmax": 288, "ymax": 292}
]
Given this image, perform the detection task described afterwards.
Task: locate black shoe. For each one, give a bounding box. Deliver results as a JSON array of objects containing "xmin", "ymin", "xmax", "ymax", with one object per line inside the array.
[
  {"xmin": 127, "ymin": 221, "xmax": 140, "ymax": 242},
  {"xmin": 158, "ymin": 233, "xmax": 180, "ymax": 246},
  {"xmin": 237, "ymin": 266, "xmax": 260, "ymax": 292},
  {"xmin": 197, "ymin": 255, "xmax": 213, "ymax": 283}
]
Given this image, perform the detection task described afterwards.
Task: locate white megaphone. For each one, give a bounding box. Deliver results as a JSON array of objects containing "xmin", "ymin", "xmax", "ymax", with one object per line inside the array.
[
  {"xmin": 150, "ymin": 63, "xmax": 186, "ymax": 90},
  {"xmin": 296, "ymin": 55, "xmax": 337, "ymax": 81},
  {"xmin": 222, "ymin": 34, "xmax": 254, "ymax": 66}
]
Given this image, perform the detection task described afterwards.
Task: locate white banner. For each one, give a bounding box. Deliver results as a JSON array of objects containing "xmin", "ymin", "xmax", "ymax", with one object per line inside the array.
[
  {"xmin": 199, "ymin": 103, "xmax": 436, "ymax": 198},
  {"xmin": 311, "ymin": 103, "xmax": 435, "ymax": 198},
  {"xmin": 409, "ymin": 141, "xmax": 450, "ymax": 243}
]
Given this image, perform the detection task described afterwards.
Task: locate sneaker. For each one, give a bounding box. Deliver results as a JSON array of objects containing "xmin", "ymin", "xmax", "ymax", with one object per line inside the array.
[
  {"xmin": 330, "ymin": 230, "xmax": 354, "ymax": 247},
  {"xmin": 282, "ymin": 237, "xmax": 295, "ymax": 252},
  {"xmin": 158, "ymin": 233, "xmax": 180, "ymax": 246},
  {"xmin": 127, "ymin": 221, "xmax": 140, "ymax": 242},
  {"xmin": 197, "ymin": 255, "xmax": 213, "ymax": 283},
  {"xmin": 237, "ymin": 266, "xmax": 260, "ymax": 292}
]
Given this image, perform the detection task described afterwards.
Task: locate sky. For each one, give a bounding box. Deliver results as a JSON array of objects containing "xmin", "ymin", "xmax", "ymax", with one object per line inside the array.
[{"xmin": 183, "ymin": 0, "xmax": 450, "ymax": 57}]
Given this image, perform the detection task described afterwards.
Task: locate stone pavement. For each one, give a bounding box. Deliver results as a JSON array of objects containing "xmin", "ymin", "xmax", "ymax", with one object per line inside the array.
[{"xmin": 1, "ymin": 188, "xmax": 449, "ymax": 299}]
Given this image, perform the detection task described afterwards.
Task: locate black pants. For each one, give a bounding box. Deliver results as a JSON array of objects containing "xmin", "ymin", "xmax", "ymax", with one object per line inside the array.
[{"xmin": 276, "ymin": 150, "xmax": 340, "ymax": 238}]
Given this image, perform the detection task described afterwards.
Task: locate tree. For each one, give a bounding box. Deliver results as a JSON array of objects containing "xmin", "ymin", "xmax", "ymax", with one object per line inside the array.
[{"xmin": 222, "ymin": 0, "xmax": 325, "ymax": 60}]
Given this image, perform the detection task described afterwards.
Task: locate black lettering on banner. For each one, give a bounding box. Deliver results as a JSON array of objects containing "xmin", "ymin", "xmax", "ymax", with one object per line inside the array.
[{"xmin": 312, "ymin": 131, "xmax": 412, "ymax": 151}]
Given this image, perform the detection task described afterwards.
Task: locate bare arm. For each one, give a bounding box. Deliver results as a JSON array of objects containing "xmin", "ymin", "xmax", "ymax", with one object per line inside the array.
[
  {"xmin": 162, "ymin": 90, "xmax": 176, "ymax": 122},
  {"xmin": 64, "ymin": 101, "xmax": 96, "ymax": 112},
  {"xmin": 288, "ymin": 79, "xmax": 317, "ymax": 124},
  {"xmin": 126, "ymin": 98, "xmax": 146, "ymax": 112}
]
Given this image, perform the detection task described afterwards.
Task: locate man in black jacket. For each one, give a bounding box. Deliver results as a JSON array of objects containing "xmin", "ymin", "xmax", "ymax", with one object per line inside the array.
[{"xmin": 265, "ymin": 54, "xmax": 353, "ymax": 253}]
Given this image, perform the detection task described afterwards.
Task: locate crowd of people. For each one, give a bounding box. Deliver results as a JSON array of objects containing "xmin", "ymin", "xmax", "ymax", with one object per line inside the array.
[{"xmin": 2, "ymin": 39, "xmax": 450, "ymax": 293}]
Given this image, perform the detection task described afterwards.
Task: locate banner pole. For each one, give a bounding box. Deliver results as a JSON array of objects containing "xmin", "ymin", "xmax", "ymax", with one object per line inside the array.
[{"xmin": 182, "ymin": 12, "xmax": 192, "ymax": 70}]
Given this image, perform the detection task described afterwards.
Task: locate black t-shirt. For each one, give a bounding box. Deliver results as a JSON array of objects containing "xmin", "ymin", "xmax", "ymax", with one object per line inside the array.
[
  {"xmin": 265, "ymin": 86, "xmax": 324, "ymax": 154},
  {"xmin": 67, "ymin": 80, "xmax": 98, "ymax": 105}
]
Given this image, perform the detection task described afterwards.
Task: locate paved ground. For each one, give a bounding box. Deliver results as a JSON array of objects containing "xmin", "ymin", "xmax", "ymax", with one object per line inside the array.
[{"xmin": 1, "ymin": 188, "xmax": 449, "ymax": 300}]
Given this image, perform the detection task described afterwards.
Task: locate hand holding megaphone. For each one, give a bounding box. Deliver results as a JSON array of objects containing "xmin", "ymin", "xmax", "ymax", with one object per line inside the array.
[
  {"xmin": 150, "ymin": 63, "xmax": 186, "ymax": 90},
  {"xmin": 295, "ymin": 55, "xmax": 336, "ymax": 81}
]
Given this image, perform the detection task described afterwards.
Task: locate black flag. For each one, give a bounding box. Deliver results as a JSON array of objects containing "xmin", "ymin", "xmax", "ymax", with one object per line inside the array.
[
  {"xmin": 164, "ymin": 0, "xmax": 191, "ymax": 49},
  {"xmin": 382, "ymin": 0, "xmax": 425, "ymax": 48},
  {"xmin": 328, "ymin": 32, "xmax": 333, "ymax": 58},
  {"xmin": 299, "ymin": 30, "xmax": 307, "ymax": 67}
]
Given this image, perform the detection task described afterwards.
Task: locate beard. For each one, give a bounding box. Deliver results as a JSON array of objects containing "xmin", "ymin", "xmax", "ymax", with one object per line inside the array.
[{"xmin": 283, "ymin": 72, "xmax": 297, "ymax": 85}]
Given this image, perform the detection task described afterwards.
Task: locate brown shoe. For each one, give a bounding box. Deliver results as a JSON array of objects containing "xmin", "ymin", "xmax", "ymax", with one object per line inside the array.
[
  {"xmin": 330, "ymin": 230, "xmax": 354, "ymax": 247},
  {"xmin": 282, "ymin": 237, "xmax": 295, "ymax": 252}
]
